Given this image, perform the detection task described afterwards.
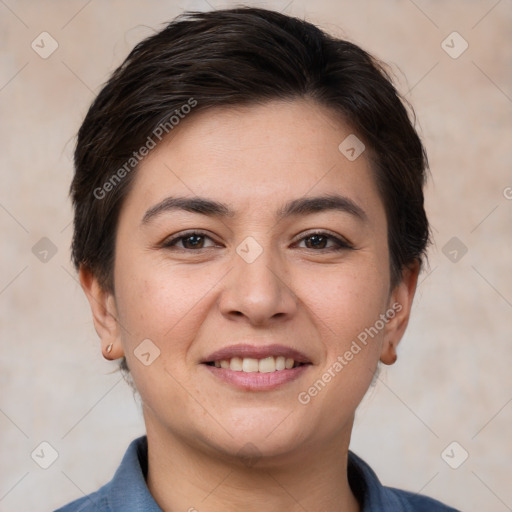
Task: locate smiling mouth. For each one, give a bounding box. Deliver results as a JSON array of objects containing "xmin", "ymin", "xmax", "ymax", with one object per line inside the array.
[{"xmin": 204, "ymin": 356, "xmax": 309, "ymax": 373}]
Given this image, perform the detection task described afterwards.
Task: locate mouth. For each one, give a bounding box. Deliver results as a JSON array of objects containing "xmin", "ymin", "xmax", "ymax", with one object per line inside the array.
[
  {"xmin": 201, "ymin": 344, "xmax": 312, "ymax": 391},
  {"xmin": 204, "ymin": 356, "xmax": 307, "ymax": 372}
]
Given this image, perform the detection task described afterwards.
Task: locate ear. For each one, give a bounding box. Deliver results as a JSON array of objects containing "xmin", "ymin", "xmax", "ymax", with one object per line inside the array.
[
  {"xmin": 79, "ymin": 266, "xmax": 125, "ymax": 360},
  {"xmin": 380, "ymin": 261, "xmax": 420, "ymax": 365}
]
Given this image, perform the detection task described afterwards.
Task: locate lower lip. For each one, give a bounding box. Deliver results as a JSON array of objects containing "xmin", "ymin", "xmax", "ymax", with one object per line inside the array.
[{"xmin": 203, "ymin": 364, "xmax": 310, "ymax": 391}]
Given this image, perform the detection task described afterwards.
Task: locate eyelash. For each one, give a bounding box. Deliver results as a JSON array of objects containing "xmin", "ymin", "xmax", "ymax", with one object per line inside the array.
[{"xmin": 161, "ymin": 230, "xmax": 354, "ymax": 252}]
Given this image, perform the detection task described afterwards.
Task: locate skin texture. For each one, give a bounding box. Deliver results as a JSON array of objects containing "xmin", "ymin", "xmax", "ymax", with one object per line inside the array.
[{"xmin": 80, "ymin": 99, "xmax": 419, "ymax": 511}]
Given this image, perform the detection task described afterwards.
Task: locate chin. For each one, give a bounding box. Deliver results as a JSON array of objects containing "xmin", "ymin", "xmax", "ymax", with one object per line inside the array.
[{"xmin": 197, "ymin": 407, "xmax": 313, "ymax": 463}]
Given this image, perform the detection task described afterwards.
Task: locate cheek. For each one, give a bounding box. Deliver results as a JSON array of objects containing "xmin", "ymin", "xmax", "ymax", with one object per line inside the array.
[
  {"xmin": 113, "ymin": 256, "xmax": 219, "ymax": 357},
  {"xmin": 297, "ymin": 258, "xmax": 390, "ymax": 347},
  {"xmin": 112, "ymin": 259, "xmax": 216, "ymax": 417},
  {"xmin": 291, "ymin": 260, "xmax": 389, "ymax": 415}
]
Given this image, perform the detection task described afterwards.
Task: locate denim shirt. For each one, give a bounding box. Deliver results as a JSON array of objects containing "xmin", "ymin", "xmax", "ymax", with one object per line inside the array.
[{"xmin": 55, "ymin": 436, "xmax": 460, "ymax": 511}]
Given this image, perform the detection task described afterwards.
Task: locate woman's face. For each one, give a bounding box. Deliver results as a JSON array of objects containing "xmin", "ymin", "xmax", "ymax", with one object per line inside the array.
[{"xmin": 85, "ymin": 99, "xmax": 417, "ymax": 463}]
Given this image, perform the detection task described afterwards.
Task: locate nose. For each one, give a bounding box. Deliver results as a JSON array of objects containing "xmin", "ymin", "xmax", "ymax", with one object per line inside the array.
[{"xmin": 218, "ymin": 243, "xmax": 298, "ymax": 327}]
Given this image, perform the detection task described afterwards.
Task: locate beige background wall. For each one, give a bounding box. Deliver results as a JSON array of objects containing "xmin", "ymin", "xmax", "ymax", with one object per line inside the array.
[{"xmin": 1, "ymin": 0, "xmax": 511, "ymax": 511}]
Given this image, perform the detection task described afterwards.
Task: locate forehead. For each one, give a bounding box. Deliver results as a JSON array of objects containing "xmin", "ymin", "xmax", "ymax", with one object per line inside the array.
[{"xmin": 122, "ymin": 99, "xmax": 385, "ymax": 224}]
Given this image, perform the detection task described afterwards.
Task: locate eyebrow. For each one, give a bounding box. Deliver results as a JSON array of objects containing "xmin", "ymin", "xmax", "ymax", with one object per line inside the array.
[
  {"xmin": 142, "ymin": 196, "xmax": 233, "ymax": 224},
  {"xmin": 277, "ymin": 195, "xmax": 367, "ymax": 222},
  {"xmin": 141, "ymin": 194, "xmax": 367, "ymax": 224}
]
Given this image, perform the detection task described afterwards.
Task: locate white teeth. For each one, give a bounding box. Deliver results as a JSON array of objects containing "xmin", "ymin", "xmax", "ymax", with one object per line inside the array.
[
  {"xmin": 214, "ymin": 356, "xmax": 303, "ymax": 373},
  {"xmin": 230, "ymin": 357, "xmax": 243, "ymax": 371},
  {"xmin": 242, "ymin": 358, "xmax": 259, "ymax": 372},
  {"xmin": 258, "ymin": 356, "xmax": 275, "ymax": 373}
]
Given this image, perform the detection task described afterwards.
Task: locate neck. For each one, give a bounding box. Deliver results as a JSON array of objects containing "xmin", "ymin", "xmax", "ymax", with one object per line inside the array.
[{"xmin": 145, "ymin": 418, "xmax": 360, "ymax": 512}]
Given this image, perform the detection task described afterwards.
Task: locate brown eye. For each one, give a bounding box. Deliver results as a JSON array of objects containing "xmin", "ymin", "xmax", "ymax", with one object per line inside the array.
[
  {"xmin": 162, "ymin": 231, "xmax": 217, "ymax": 250},
  {"xmin": 181, "ymin": 234, "xmax": 206, "ymax": 249},
  {"xmin": 297, "ymin": 232, "xmax": 352, "ymax": 251},
  {"xmin": 304, "ymin": 234, "xmax": 328, "ymax": 249}
]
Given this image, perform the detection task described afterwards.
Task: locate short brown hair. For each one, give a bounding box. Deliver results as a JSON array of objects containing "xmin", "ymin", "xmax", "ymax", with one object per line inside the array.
[{"xmin": 71, "ymin": 7, "xmax": 429, "ymax": 291}]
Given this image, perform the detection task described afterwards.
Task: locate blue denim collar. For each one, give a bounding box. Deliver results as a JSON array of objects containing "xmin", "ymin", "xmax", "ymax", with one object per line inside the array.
[{"xmin": 55, "ymin": 436, "xmax": 459, "ymax": 511}]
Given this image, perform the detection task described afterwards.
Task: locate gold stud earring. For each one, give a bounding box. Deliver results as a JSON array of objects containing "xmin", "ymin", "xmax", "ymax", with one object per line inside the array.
[{"xmin": 106, "ymin": 343, "xmax": 113, "ymax": 354}]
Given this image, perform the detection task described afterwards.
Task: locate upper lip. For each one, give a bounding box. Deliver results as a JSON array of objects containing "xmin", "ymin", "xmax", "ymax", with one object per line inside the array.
[{"xmin": 203, "ymin": 344, "xmax": 312, "ymax": 364}]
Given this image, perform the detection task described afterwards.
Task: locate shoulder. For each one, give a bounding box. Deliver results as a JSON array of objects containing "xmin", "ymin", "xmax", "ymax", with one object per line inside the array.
[
  {"xmin": 348, "ymin": 451, "xmax": 461, "ymax": 511},
  {"xmin": 54, "ymin": 437, "xmax": 160, "ymax": 512},
  {"xmin": 385, "ymin": 487, "xmax": 461, "ymax": 511},
  {"xmin": 53, "ymin": 484, "xmax": 110, "ymax": 512}
]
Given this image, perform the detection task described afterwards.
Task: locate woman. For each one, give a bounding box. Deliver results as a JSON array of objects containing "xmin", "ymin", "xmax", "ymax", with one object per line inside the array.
[{"xmin": 57, "ymin": 7, "xmax": 459, "ymax": 511}]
